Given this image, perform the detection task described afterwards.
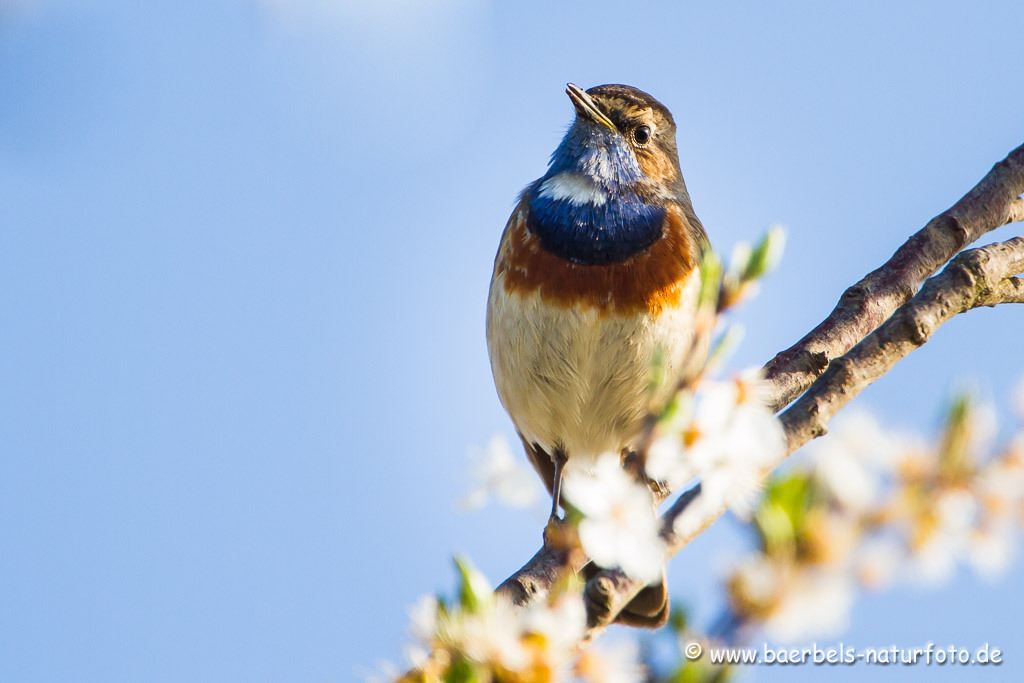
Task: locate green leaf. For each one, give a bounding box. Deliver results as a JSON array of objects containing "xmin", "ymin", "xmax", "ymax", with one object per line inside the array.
[
  {"xmin": 755, "ymin": 472, "xmax": 813, "ymax": 553},
  {"xmin": 668, "ymin": 601, "xmax": 690, "ymax": 633},
  {"xmin": 938, "ymin": 392, "xmax": 975, "ymax": 479},
  {"xmin": 741, "ymin": 225, "xmax": 786, "ymax": 281},
  {"xmin": 454, "ymin": 556, "xmax": 493, "ymax": 614},
  {"xmin": 444, "ymin": 655, "xmax": 482, "ymax": 683},
  {"xmin": 698, "ymin": 248, "xmax": 724, "ymax": 312},
  {"xmin": 726, "ymin": 241, "xmax": 753, "ymax": 284}
]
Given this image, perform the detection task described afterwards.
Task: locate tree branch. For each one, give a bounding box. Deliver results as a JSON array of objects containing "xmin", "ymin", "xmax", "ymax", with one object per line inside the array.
[
  {"xmin": 581, "ymin": 235, "xmax": 1024, "ymax": 635},
  {"xmin": 779, "ymin": 236, "xmax": 1024, "ymax": 452},
  {"xmin": 494, "ymin": 142, "xmax": 1024, "ymax": 636},
  {"xmin": 1009, "ymin": 196, "xmax": 1024, "ymax": 225},
  {"xmin": 498, "ymin": 544, "xmax": 588, "ymax": 608},
  {"xmin": 762, "ymin": 143, "xmax": 1024, "ymax": 412}
]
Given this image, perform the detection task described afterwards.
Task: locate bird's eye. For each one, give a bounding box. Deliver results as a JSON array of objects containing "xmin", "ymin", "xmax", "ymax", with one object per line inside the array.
[{"xmin": 632, "ymin": 125, "xmax": 651, "ymax": 146}]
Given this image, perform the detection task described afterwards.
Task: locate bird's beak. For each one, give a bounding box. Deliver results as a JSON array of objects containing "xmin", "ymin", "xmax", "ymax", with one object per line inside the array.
[{"xmin": 566, "ymin": 83, "xmax": 616, "ymax": 132}]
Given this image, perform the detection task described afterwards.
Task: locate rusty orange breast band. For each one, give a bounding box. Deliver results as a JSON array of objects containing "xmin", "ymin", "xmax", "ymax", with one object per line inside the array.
[{"xmin": 494, "ymin": 201, "xmax": 700, "ymax": 316}]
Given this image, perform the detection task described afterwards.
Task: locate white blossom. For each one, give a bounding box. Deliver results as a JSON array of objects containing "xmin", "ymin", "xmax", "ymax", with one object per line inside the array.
[
  {"xmin": 966, "ymin": 400, "xmax": 999, "ymax": 455},
  {"xmin": 437, "ymin": 597, "xmax": 531, "ymax": 671},
  {"xmin": 671, "ymin": 491, "xmax": 729, "ymax": 542},
  {"xmin": 399, "ymin": 586, "xmax": 590, "ymax": 678},
  {"xmin": 968, "ymin": 522, "xmax": 1016, "ymax": 579},
  {"xmin": 403, "ymin": 645, "xmax": 430, "ymax": 670},
  {"xmin": 812, "ymin": 409, "xmax": 921, "ymax": 476},
  {"xmin": 646, "ymin": 432, "xmax": 690, "ymax": 491},
  {"xmin": 909, "ymin": 489, "xmax": 978, "ymax": 585},
  {"xmin": 563, "ymin": 454, "xmax": 665, "ymax": 583},
  {"xmin": 461, "ymin": 602, "xmax": 530, "ymax": 670},
  {"xmin": 815, "ymin": 446, "xmax": 879, "ymax": 512},
  {"xmin": 357, "ymin": 660, "xmax": 402, "ymax": 683},
  {"xmin": 976, "ymin": 455, "xmax": 1024, "ymax": 514},
  {"xmin": 808, "ymin": 412, "xmax": 887, "ymax": 512},
  {"xmin": 911, "ymin": 538, "xmax": 960, "ymax": 586},
  {"xmin": 763, "ymin": 570, "xmax": 855, "ymax": 642},
  {"xmin": 521, "ymin": 591, "xmax": 587, "ymax": 655},
  {"xmin": 855, "ymin": 537, "xmax": 905, "ymax": 589},
  {"xmin": 408, "ymin": 594, "xmax": 439, "ymax": 643},
  {"xmin": 1014, "ymin": 376, "xmax": 1024, "ymax": 420},
  {"xmin": 699, "ymin": 397, "xmax": 785, "ymax": 516},
  {"xmin": 574, "ymin": 638, "xmax": 646, "ymax": 683},
  {"xmin": 460, "ymin": 434, "xmax": 541, "ymax": 510},
  {"xmin": 649, "ymin": 371, "xmax": 786, "ymax": 519},
  {"xmin": 729, "ymin": 554, "xmax": 783, "ymax": 609}
]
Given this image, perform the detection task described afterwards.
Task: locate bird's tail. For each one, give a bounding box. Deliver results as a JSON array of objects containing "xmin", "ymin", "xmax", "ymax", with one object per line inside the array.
[
  {"xmin": 582, "ymin": 564, "xmax": 669, "ymax": 628},
  {"xmin": 616, "ymin": 571, "xmax": 669, "ymax": 628}
]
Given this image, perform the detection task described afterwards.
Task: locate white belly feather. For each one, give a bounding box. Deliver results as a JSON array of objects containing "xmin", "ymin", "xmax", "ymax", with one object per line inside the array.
[{"xmin": 486, "ymin": 270, "xmax": 700, "ymax": 468}]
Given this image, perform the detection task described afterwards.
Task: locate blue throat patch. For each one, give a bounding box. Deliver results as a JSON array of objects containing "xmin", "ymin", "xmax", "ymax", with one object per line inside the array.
[
  {"xmin": 526, "ymin": 188, "xmax": 665, "ymax": 265},
  {"xmin": 525, "ymin": 123, "xmax": 666, "ymax": 265}
]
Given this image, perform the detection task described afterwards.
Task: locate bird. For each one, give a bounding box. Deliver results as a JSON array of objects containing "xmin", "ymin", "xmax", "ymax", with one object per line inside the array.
[{"xmin": 486, "ymin": 83, "xmax": 708, "ymax": 627}]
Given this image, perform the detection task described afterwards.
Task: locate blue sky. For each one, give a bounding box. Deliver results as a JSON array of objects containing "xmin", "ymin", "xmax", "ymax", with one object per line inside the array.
[{"xmin": 2, "ymin": 1, "xmax": 1023, "ymax": 680}]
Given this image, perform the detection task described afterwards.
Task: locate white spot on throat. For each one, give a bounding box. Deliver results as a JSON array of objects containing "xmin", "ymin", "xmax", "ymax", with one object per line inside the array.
[{"xmin": 538, "ymin": 172, "xmax": 608, "ymax": 206}]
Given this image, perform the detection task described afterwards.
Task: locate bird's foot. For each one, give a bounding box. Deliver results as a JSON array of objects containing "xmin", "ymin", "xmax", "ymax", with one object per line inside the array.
[{"xmin": 542, "ymin": 513, "xmax": 579, "ymax": 553}]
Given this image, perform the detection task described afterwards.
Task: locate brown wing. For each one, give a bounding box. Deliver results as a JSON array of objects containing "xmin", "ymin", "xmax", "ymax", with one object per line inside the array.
[{"xmin": 517, "ymin": 432, "xmax": 556, "ymax": 497}]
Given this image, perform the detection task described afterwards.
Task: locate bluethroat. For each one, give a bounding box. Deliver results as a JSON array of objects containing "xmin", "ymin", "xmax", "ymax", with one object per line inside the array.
[{"xmin": 487, "ymin": 84, "xmax": 707, "ymax": 627}]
